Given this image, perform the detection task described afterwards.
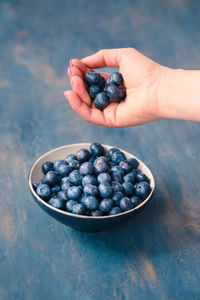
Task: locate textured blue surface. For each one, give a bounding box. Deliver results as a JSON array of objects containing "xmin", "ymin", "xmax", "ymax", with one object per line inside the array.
[{"xmin": 1, "ymin": 0, "xmax": 200, "ymax": 299}]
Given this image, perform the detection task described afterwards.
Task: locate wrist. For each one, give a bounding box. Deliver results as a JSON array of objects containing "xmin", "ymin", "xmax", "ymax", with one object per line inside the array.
[{"xmin": 158, "ymin": 67, "xmax": 200, "ymax": 121}]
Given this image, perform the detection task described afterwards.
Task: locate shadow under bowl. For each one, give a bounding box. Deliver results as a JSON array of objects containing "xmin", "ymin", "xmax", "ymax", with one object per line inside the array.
[{"xmin": 28, "ymin": 143, "xmax": 155, "ymax": 232}]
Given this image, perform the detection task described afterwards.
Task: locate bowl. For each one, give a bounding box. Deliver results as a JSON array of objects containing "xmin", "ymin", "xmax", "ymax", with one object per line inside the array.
[{"xmin": 28, "ymin": 143, "xmax": 155, "ymax": 232}]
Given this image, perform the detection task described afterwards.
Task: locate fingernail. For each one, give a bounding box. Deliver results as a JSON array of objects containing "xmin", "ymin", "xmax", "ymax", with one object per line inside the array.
[
  {"xmin": 64, "ymin": 91, "xmax": 69, "ymax": 99},
  {"xmin": 68, "ymin": 66, "xmax": 71, "ymax": 77},
  {"xmin": 70, "ymin": 78, "xmax": 74, "ymax": 88}
]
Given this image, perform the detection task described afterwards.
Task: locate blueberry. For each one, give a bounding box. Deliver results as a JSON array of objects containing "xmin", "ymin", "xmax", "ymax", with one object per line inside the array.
[
  {"xmin": 111, "ymin": 151, "xmax": 126, "ymax": 163},
  {"xmin": 80, "ymin": 194, "xmax": 87, "ymax": 203},
  {"xmin": 76, "ymin": 149, "xmax": 91, "ymax": 163},
  {"xmin": 99, "ymin": 75, "xmax": 106, "ymax": 89},
  {"xmin": 103, "ymin": 84, "xmax": 109, "ymax": 93},
  {"xmin": 48, "ymin": 197, "xmax": 66, "ymax": 210},
  {"xmin": 82, "ymin": 175, "xmax": 97, "ymax": 187},
  {"xmin": 89, "ymin": 155, "xmax": 96, "ymax": 164},
  {"xmin": 66, "ymin": 200, "xmax": 78, "ymax": 212},
  {"xmin": 82, "ymin": 196, "xmax": 98, "ymax": 211},
  {"xmin": 122, "ymin": 182, "xmax": 134, "ymax": 196},
  {"xmin": 83, "ymin": 184, "xmax": 99, "ymax": 197},
  {"xmin": 119, "ymin": 160, "xmax": 132, "ymax": 173},
  {"xmin": 90, "ymin": 143, "xmax": 105, "ymax": 157},
  {"xmin": 53, "ymin": 160, "xmax": 67, "ymax": 171},
  {"xmin": 67, "ymin": 186, "xmax": 82, "ymax": 200},
  {"xmin": 88, "ymin": 85, "xmax": 101, "ymax": 99},
  {"xmin": 36, "ymin": 184, "xmax": 51, "ymax": 200},
  {"xmin": 111, "ymin": 165, "xmax": 125, "ymax": 176},
  {"xmin": 130, "ymin": 196, "xmax": 141, "ymax": 207},
  {"xmin": 123, "ymin": 172, "xmax": 135, "ymax": 184},
  {"xmin": 119, "ymin": 197, "xmax": 133, "ymax": 212},
  {"xmin": 135, "ymin": 182, "xmax": 151, "ymax": 199},
  {"xmin": 68, "ymin": 159, "xmax": 81, "ymax": 170},
  {"xmin": 51, "ymin": 184, "xmax": 61, "ymax": 196},
  {"xmin": 97, "ymin": 172, "xmax": 111, "ymax": 184},
  {"xmin": 91, "ymin": 210, "xmax": 103, "ymax": 216},
  {"xmin": 108, "ymin": 72, "xmax": 123, "ymax": 86},
  {"xmin": 33, "ymin": 180, "xmax": 43, "ymax": 191},
  {"xmin": 79, "ymin": 162, "xmax": 94, "ymax": 176},
  {"xmin": 61, "ymin": 181, "xmax": 72, "ymax": 191},
  {"xmin": 107, "ymin": 148, "xmax": 119, "ymax": 160},
  {"xmin": 109, "ymin": 206, "xmax": 121, "ymax": 215},
  {"xmin": 94, "ymin": 92, "xmax": 110, "ymax": 110},
  {"xmin": 111, "ymin": 181, "xmax": 123, "ymax": 193},
  {"xmin": 57, "ymin": 190, "xmax": 69, "ymax": 201},
  {"xmin": 69, "ymin": 170, "xmax": 83, "ymax": 185},
  {"xmin": 99, "ymin": 182, "xmax": 113, "ymax": 198},
  {"xmin": 132, "ymin": 169, "xmax": 141, "ymax": 179},
  {"xmin": 56, "ymin": 164, "xmax": 72, "ymax": 178},
  {"xmin": 106, "ymin": 85, "xmax": 121, "ymax": 101},
  {"xmin": 65, "ymin": 154, "xmax": 76, "ymax": 163},
  {"xmin": 43, "ymin": 171, "xmax": 58, "ymax": 186},
  {"xmin": 60, "ymin": 176, "xmax": 70, "ymax": 185},
  {"xmin": 78, "ymin": 185, "xmax": 83, "ymax": 192},
  {"xmin": 94, "ymin": 156, "xmax": 108, "ymax": 166},
  {"xmin": 42, "ymin": 161, "xmax": 54, "ymax": 174},
  {"xmin": 95, "ymin": 162, "xmax": 109, "ymax": 174},
  {"xmin": 111, "ymin": 173, "xmax": 123, "ymax": 183},
  {"xmin": 99, "ymin": 198, "xmax": 114, "ymax": 214},
  {"xmin": 135, "ymin": 172, "xmax": 150, "ymax": 183},
  {"xmin": 84, "ymin": 71, "xmax": 101, "ymax": 85},
  {"xmin": 112, "ymin": 192, "xmax": 123, "ymax": 205},
  {"xmin": 72, "ymin": 203, "xmax": 86, "ymax": 215},
  {"xmin": 108, "ymin": 161, "xmax": 117, "ymax": 168},
  {"xmin": 119, "ymin": 87, "xmax": 126, "ymax": 101},
  {"xmin": 128, "ymin": 157, "xmax": 139, "ymax": 169}
]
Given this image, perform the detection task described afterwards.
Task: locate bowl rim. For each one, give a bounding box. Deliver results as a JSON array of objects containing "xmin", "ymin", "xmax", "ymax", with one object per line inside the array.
[{"xmin": 28, "ymin": 143, "xmax": 155, "ymax": 219}]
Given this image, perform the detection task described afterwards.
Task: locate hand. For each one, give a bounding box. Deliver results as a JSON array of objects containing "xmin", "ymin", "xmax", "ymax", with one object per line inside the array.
[{"xmin": 64, "ymin": 48, "xmax": 166, "ymax": 127}]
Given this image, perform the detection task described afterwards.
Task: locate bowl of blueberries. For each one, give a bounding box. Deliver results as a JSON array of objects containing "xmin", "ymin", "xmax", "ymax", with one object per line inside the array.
[{"xmin": 28, "ymin": 143, "xmax": 155, "ymax": 232}]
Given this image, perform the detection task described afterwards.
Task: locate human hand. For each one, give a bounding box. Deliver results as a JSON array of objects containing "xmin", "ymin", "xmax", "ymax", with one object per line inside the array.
[
  {"xmin": 64, "ymin": 48, "xmax": 164, "ymax": 127},
  {"xmin": 64, "ymin": 48, "xmax": 166, "ymax": 127}
]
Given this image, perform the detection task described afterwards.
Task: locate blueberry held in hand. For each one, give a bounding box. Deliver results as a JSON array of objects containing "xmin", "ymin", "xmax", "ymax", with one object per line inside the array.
[
  {"xmin": 108, "ymin": 72, "xmax": 123, "ymax": 86},
  {"xmin": 94, "ymin": 92, "xmax": 109, "ymax": 110},
  {"xmin": 88, "ymin": 85, "xmax": 101, "ymax": 100},
  {"xmin": 84, "ymin": 72, "xmax": 101, "ymax": 85},
  {"xmin": 33, "ymin": 143, "xmax": 152, "ymax": 217},
  {"xmin": 84, "ymin": 71, "xmax": 126, "ymax": 110},
  {"xmin": 106, "ymin": 85, "xmax": 121, "ymax": 101}
]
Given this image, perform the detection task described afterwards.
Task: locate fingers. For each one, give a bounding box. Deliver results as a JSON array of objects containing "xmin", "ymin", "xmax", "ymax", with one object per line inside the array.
[
  {"xmin": 99, "ymin": 72, "xmax": 110, "ymax": 82},
  {"xmin": 71, "ymin": 75, "xmax": 91, "ymax": 106},
  {"xmin": 81, "ymin": 48, "xmax": 124, "ymax": 68},
  {"xmin": 64, "ymin": 90, "xmax": 127, "ymax": 127},
  {"xmin": 69, "ymin": 62, "xmax": 110, "ymax": 81},
  {"xmin": 70, "ymin": 59, "xmax": 92, "ymax": 76},
  {"xmin": 69, "ymin": 66, "xmax": 83, "ymax": 79},
  {"xmin": 64, "ymin": 90, "xmax": 107, "ymax": 126}
]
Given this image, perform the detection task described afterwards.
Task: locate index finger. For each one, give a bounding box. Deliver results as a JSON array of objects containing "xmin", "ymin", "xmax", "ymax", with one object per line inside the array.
[{"xmin": 81, "ymin": 48, "xmax": 123, "ymax": 69}]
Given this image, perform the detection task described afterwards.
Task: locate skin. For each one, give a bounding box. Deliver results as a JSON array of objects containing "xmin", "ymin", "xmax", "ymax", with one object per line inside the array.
[{"xmin": 64, "ymin": 48, "xmax": 200, "ymax": 127}]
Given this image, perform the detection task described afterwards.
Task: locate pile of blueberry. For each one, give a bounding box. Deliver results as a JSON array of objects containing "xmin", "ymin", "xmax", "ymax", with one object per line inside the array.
[
  {"xmin": 84, "ymin": 71, "xmax": 126, "ymax": 110},
  {"xmin": 33, "ymin": 143, "xmax": 151, "ymax": 216}
]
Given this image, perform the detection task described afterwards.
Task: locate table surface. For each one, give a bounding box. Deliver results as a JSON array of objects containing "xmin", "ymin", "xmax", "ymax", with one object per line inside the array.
[{"xmin": 1, "ymin": 0, "xmax": 200, "ymax": 299}]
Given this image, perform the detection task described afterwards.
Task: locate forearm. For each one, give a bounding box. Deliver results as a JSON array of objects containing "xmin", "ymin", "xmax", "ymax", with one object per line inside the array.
[{"xmin": 158, "ymin": 67, "xmax": 200, "ymax": 122}]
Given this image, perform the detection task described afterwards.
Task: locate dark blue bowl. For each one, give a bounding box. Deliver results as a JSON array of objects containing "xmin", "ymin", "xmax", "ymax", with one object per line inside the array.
[{"xmin": 28, "ymin": 144, "xmax": 155, "ymax": 232}]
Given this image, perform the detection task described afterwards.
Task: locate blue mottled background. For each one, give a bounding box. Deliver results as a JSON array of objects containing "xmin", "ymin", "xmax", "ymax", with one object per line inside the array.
[{"xmin": 1, "ymin": 0, "xmax": 200, "ymax": 299}]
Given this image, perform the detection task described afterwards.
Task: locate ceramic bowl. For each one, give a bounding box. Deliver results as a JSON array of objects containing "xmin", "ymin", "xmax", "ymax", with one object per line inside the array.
[{"xmin": 28, "ymin": 143, "xmax": 155, "ymax": 232}]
